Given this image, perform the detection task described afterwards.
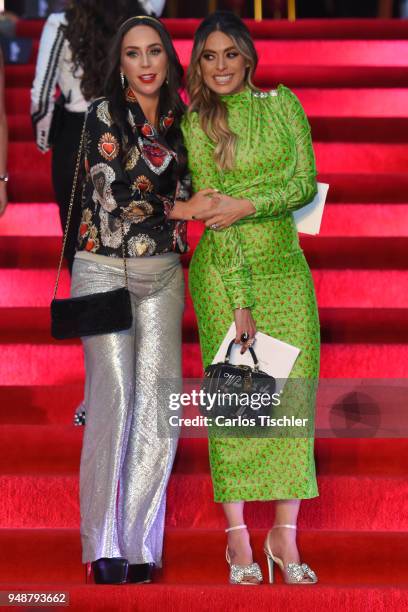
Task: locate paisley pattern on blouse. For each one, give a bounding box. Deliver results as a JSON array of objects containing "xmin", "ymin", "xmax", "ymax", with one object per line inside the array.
[
  {"xmin": 77, "ymin": 91, "xmax": 190, "ymax": 258},
  {"xmin": 96, "ymin": 100, "xmax": 113, "ymax": 127}
]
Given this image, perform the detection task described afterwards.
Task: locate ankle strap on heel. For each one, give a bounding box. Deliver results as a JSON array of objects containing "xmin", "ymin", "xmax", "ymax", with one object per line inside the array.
[
  {"xmin": 225, "ymin": 524, "xmax": 247, "ymax": 533},
  {"xmin": 272, "ymin": 524, "xmax": 297, "ymax": 529}
]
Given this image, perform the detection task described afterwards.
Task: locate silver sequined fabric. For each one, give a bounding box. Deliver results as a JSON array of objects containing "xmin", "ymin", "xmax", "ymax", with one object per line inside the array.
[{"xmin": 71, "ymin": 253, "xmax": 184, "ymax": 565}]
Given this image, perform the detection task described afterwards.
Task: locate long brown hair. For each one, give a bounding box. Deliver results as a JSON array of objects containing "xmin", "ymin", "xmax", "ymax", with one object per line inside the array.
[
  {"xmin": 187, "ymin": 11, "xmax": 258, "ymax": 171},
  {"xmin": 63, "ymin": 1, "xmax": 147, "ymax": 101},
  {"xmin": 104, "ymin": 16, "xmax": 187, "ymax": 179}
]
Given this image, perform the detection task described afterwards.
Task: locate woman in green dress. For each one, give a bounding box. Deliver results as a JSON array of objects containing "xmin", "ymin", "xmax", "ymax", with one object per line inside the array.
[{"xmin": 179, "ymin": 12, "xmax": 320, "ymax": 585}]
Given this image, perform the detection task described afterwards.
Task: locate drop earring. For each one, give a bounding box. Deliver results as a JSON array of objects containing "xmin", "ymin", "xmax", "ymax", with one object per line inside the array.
[{"xmin": 120, "ymin": 71, "xmax": 125, "ymax": 89}]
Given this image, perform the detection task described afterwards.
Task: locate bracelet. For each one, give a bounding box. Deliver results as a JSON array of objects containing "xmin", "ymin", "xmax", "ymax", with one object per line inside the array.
[{"xmin": 0, "ymin": 173, "xmax": 8, "ymax": 182}]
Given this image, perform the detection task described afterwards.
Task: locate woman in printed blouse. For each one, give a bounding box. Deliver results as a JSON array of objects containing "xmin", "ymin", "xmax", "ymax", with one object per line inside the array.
[
  {"xmin": 181, "ymin": 12, "xmax": 320, "ymax": 586},
  {"xmin": 31, "ymin": 1, "xmax": 150, "ymax": 272},
  {"xmin": 71, "ymin": 15, "xmax": 216, "ymax": 585}
]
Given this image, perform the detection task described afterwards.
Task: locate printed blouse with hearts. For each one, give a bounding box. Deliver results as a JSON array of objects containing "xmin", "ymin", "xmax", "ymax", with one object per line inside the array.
[{"xmin": 76, "ymin": 89, "xmax": 191, "ymax": 258}]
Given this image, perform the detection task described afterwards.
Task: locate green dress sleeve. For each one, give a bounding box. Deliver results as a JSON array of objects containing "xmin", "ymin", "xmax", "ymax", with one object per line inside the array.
[
  {"xmin": 181, "ymin": 113, "xmax": 254, "ymax": 310},
  {"xmin": 240, "ymin": 85, "xmax": 318, "ymax": 218}
]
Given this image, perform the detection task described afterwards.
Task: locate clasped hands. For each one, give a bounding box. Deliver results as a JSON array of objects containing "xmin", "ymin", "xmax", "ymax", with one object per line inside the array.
[{"xmin": 189, "ymin": 188, "xmax": 255, "ymax": 230}]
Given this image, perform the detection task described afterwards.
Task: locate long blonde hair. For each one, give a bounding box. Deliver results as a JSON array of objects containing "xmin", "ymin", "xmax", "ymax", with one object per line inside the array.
[{"xmin": 187, "ymin": 12, "xmax": 258, "ymax": 171}]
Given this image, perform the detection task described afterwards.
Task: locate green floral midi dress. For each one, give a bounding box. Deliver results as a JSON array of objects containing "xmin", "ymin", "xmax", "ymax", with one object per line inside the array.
[{"xmin": 181, "ymin": 85, "xmax": 320, "ymax": 502}]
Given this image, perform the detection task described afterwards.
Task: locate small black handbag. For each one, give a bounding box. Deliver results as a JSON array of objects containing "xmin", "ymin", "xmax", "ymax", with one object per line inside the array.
[
  {"xmin": 201, "ymin": 340, "xmax": 276, "ymax": 420},
  {"xmin": 50, "ymin": 119, "xmax": 133, "ymax": 340}
]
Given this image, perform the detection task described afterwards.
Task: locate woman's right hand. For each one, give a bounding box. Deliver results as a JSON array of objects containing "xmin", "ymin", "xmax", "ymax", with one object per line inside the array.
[
  {"xmin": 169, "ymin": 188, "xmax": 218, "ymax": 221},
  {"xmin": 234, "ymin": 307, "xmax": 257, "ymax": 354},
  {"xmin": 188, "ymin": 188, "xmax": 219, "ymax": 221}
]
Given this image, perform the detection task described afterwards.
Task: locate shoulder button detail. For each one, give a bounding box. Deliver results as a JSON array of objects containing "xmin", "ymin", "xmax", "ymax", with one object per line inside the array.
[{"xmin": 252, "ymin": 90, "xmax": 278, "ymax": 98}]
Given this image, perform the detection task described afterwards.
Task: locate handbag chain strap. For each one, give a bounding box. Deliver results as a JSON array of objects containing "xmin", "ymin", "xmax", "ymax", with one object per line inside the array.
[
  {"xmin": 53, "ymin": 116, "xmax": 129, "ymax": 299},
  {"xmin": 120, "ymin": 216, "xmax": 128, "ymax": 288}
]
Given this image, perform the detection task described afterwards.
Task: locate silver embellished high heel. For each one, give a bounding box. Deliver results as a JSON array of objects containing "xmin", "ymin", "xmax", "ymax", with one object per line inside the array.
[
  {"xmin": 225, "ymin": 524, "xmax": 263, "ymax": 585},
  {"xmin": 263, "ymin": 524, "xmax": 318, "ymax": 585}
]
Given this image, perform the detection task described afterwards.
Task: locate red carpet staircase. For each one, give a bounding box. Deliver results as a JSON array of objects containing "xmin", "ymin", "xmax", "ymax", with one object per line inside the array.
[{"xmin": 1, "ymin": 18, "xmax": 408, "ymax": 611}]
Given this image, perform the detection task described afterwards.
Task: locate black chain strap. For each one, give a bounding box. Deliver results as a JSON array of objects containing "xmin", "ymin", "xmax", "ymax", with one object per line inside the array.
[{"xmin": 53, "ymin": 116, "xmax": 128, "ymax": 298}]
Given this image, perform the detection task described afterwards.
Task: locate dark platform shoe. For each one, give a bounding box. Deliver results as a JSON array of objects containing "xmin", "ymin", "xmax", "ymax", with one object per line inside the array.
[
  {"xmin": 88, "ymin": 557, "xmax": 129, "ymax": 584},
  {"xmin": 127, "ymin": 563, "xmax": 155, "ymax": 584}
]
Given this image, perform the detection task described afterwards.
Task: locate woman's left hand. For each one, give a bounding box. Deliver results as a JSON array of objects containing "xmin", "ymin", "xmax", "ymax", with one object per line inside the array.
[{"xmin": 204, "ymin": 194, "xmax": 255, "ymax": 230}]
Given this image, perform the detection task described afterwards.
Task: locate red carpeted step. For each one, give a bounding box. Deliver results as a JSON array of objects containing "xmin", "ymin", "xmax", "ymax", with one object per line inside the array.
[
  {"xmin": 24, "ymin": 38, "xmax": 408, "ymax": 68},
  {"xmin": 0, "ymin": 528, "xmax": 407, "ymax": 589},
  {"xmin": 0, "ymin": 581, "xmax": 405, "ymax": 612},
  {"xmin": 8, "ymin": 111, "xmax": 408, "ymax": 147},
  {"xmin": 1, "ymin": 474, "xmax": 407, "ymax": 530},
  {"xmin": 10, "ymin": 116, "xmax": 408, "ymax": 145},
  {"xmin": 7, "ymin": 63, "xmax": 408, "ymax": 90},
  {"xmin": 5, "ymin": 202, "xmax": 408, "ymax": 237},
  {"xmin": 318, "ymin": 173, "xmax": 408, "ymax": 203},
  {"xmin": 9, "ymin": 139, "xmax": 408, "ymax": 175},
  {"xmin": 4, "ymin": 65, "xmax": 33, "ymax": 88},
  {"xmin": 4, "ymin": 269, "xmax": 408, "ymax": 308},
  {"xmin": 0, "ymin": 384, "xmax": 83, "ymax": 424},
  {"xmin": 310, "ymin": 117, "xmax": 408, "ymax": 143},
  {"xmin": 5, "ymin": 89, "xmax": 30, "ymax": 114},
  {"xmin": 4, "ymin": 202, "xmax": 408, "ymax": 237},
  {"xmin": 316, "ymin": 143, "xmax": 408, "ymax": 174},
  {"xmin": 16, "ymin": 17, "xmax": 408, "ymax": 40},
  {"xmin": 3, "ymin": 17, "xmax": 408, "ymax": 609},
  {"xmin": 299, "ymin": 88, "xmax": 408, "ymax": 117},
  {"xmin": 1, "ymin": 268, "xmax": 408, "ymax": 342},
  {"xmin": 4, "ymin": 203, "xmax": 408, "ymax": 269},
  {"xmin": 1, "ymin": 343, "xmax": 408, "ymax": 385},
  {"xmin": 10, "ymin": 88, "xmax": 408, "ymax": 143},
  {"xmin": 21, "ymin": 36, "xmax": 408, "ymax": 67},
  {"xmin": 0, "ymin": 425, "xmax": 406, "ymax": 476},
  {"xmin": 177, "ymin": 40, "xmax": 408, "ymax": 67},
  {"xmin": 9, "ymin": 88, "xmax": 408, "ymax": 118},
  {"xmin": 5, "ymin": 299, "xmax": 408, "ymax": 344},
  {"xmin": 9, "ymin": 86, "xmax": 408, "ymax": 118},
  {"xmin": 255, "ymin": 65, "xmax": 408, "ymax": 88},
  {"xmin": 6, "ymin": 142, "xmax": 408, "ymax": 203},
  {"xmin": 8, "ymin": 144, "xmax": 52, "ymax": 203},
  {"xmin": 7, "ymin": 115, "xmax": 34, "ymax": 142}
]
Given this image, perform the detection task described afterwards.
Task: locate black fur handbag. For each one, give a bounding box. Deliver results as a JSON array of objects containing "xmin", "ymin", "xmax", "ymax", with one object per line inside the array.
[
  {"xmin": 201, "ymin": 340, "xmax": 276, "ymax": 420},
  {"xmin": 50, "ymin": 119, "xmax": 133, "ymax": 340}
]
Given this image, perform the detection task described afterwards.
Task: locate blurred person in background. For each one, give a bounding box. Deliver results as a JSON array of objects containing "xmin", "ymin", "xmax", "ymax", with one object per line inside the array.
[
  {"xmin": 140, "ymin": 0, "xmax": 166, "ymax": 15},
  {"xmin": 0, "ymin": 47, "xmax": 8, "ymax": 216},
  {"xmin": 30, "ymin": 1, "xmax": 155, "ymax": 272}
]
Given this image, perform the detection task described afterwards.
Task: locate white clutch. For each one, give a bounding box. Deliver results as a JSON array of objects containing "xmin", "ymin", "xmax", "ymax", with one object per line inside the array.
[
  {"xmin": 293, "ymin": 182, "xmax": 329, "ymax": 235},
  {"xmin": 212, "ymin": 323, "xmax": 301, "ymax": 394}
]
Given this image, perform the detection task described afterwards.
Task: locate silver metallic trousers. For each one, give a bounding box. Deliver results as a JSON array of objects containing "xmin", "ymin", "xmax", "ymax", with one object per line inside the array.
[{"xmin": 71, "ymin": 252, "xmax": 184, "ymax": 565}]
